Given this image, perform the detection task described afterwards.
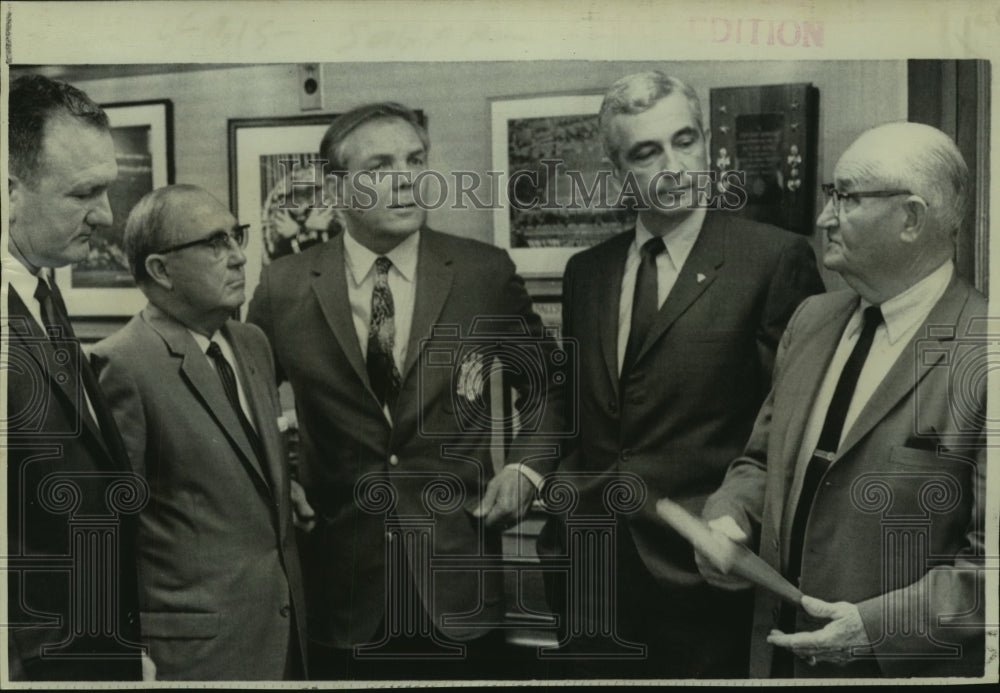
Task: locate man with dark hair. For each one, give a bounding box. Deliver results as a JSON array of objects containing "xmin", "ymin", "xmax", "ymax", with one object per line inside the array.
[
  {"xmin": 247, "ymin": 101, "xmax": 565, "ymax": 679},
  {"xmin": 5, "ymin": 74, "xmax": 146, "ymax": 680},
  {"xmin": 538, "ymin": 70, "xmax": 825, "ymax": 678},
  {"xmin": 699, "ymin": 122, "xmax": 986, "ymax": 678},
  {"xmin": 91, "ymin": 185, "xmax": 308, "ymax": 680}
]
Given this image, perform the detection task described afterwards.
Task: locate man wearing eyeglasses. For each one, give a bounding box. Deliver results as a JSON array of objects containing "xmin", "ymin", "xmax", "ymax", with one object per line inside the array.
[
  {"xmin": 698, "ymin": 122, "xmax": 986, "ymax": 678},
  {"xmin": 90, "ymin": 184, "xmax": 308, "ymax": 680}
]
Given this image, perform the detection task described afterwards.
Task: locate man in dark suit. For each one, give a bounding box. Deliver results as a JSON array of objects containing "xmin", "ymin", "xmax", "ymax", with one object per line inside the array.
[
  {"xmin": 5, "ymin": 74, "xmax": 146, "ymax": 681},
  {"xmin": 246, "ymin": 102, "xmax": 564, "ymax": 679},
  {"xmin": 539, "ymin": 71, "xmax": 825, "ymax": 678},
  {"xmin": 90, "ymin": 185, "xmax": 308, "ymax": 680},
  {"xmin": 699, "ymin": 122, "xmax": 986, "ymax": 678}
]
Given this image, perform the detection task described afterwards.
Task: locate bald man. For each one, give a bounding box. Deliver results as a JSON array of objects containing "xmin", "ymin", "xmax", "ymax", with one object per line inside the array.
[
  {"xmin": 698, "ymin": 122, "xmax": 987, "ymax": 678},
  {"xmin": 91, "ymin": 185, "xmax": 307, "ymax": 680}
]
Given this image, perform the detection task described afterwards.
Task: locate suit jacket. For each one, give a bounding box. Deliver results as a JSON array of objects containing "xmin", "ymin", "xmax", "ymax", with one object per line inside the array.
[
  {"xmin": 703, "ymin": 276, "xmax": 987, "ymax": 677},
  {"xmin": 91, "ymin": 306, "xmax": 307, "ymax": 680},
  {"xmin": 548, "ymin": 212, "xmax": 824, "ymax": 589},
  {"xmin": 247, "ymin": 228, "xmax": 564, "ymax": 648},
  {"xmin": 5, "ymin": 288, "xmax": 142, "ymax": 680}
]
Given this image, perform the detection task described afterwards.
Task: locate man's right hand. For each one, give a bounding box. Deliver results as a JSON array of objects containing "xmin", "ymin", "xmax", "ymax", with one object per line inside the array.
[{"xmin": 694, "ymin": 515, "xmax": 754, "ymax": 591}]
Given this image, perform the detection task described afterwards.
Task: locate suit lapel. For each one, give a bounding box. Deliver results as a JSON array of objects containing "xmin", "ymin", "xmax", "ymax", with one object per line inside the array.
[
  {"xmin": 836, "ymin": 278, "xmax": 970, "ymax": 460},
  {"xmin": 400, "ymin": 230, "xmax": 454, "ymax": 383},
  {"xmin": 777, "ymin": 295, "xmax": 857, "ymax": 545},
  {"xmin": 599, "ymin": 233, "xmax": 630, "ymax": 399},
  {"xmin": 226, "ymin": 323, "xmax": 284, "ymax": 525},
  {"xmin": 7, "ymin": 288, "xmax": 108, "ymax": 451},
  {"xmin": 633, "ymin": 213, "xmax": 725, "ymax": 367},
  {"xmin": 144, "ymin": 308, "xmax": 271, "ymax": 493},
  {"xmin": 309, "ymin": 238, "xmax": 373, "ymax": 397}
]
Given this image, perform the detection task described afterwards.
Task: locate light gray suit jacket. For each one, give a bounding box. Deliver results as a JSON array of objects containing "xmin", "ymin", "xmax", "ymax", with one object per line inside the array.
[
  {"xmin": 92, "ymin": 305, "xmax": 307, "ymax": 680},
  {"xmin": 703, "ymin": 276, "xmax": 987, "ymax": 678}
]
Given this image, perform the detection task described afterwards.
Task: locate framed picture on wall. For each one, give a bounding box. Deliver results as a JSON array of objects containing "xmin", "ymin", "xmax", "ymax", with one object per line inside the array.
[
  {"xmin": 227, "ymin": 114, "xmax": 343, "ymax": 305},
  {"xmin": 56, "ymin": 99, "xmax": 174, "ymax": 316},
  {"xmin": 490, "ymin": 92, "xmax": 633, "ymax": 278}
]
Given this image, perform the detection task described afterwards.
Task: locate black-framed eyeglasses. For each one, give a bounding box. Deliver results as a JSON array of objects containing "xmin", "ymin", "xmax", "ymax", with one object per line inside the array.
[
  {"xmin": 155, "ymin": 224, "xmax": 250, "ymax": 258},
  {"xmin": 821, "ymin": 183, "xmax": 913, "ymax": 214}
]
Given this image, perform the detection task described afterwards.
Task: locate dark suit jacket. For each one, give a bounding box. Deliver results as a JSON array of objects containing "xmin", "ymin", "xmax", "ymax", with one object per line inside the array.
[
  {"xmin": 5, "ymin": 289, "xmax": 142, "ymax": 680},
  {"xmin": 91, "ymin": 306, "xmax": 307, "ymax": 680},
  {"xmin": 703, "ymin": 276, "xmax": 986, "ymax": 678},
  {"xmin": 549, "ymin": 212, "xmax": 824, "ymax": 588},
  {"xmin": 247, "ymin": 228, "xmax": 563, "ymax": 648}
]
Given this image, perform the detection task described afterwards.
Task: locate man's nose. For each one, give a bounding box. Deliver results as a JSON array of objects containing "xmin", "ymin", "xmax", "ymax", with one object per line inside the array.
[
  {"xmin": 816, "ymin": 196, "xmax": 838, "ymax": 228},
  {"xmin": 86, "ymin": 192, "xmax": 114, "ymax": 227}
]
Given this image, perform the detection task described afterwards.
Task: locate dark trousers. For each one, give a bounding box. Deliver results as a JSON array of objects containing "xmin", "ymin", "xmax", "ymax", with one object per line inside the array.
[{"xmin": 542, "ymin": 519, "xmax": 754, "ymax": 679}]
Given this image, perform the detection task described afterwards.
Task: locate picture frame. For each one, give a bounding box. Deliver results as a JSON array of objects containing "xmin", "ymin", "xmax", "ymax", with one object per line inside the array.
[
  {"xmin": 227, "ymin": 114, "xmax": 343, "ymax": 306},
  {"xmin": 490, "ymin": 92, "xmax": 633, "ymax": 278},
  {"xmin": 56, "ymin": 99, "xmax": 174, "ymax": 316}
]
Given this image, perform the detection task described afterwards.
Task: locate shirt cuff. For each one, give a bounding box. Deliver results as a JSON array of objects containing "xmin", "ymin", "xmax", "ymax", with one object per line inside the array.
[{"xmin": 508, "ymin": 462, "xmax": 545, "ymax": 492}]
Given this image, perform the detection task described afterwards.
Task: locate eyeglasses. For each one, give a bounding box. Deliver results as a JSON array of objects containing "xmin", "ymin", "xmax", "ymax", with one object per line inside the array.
[
  {"xmin": 821, "ymin": 183, "xmax": 913, "ymax": 214},
  {"xmin": 155, "ymin": 224, "xmax": 250, "ymax": 258}
]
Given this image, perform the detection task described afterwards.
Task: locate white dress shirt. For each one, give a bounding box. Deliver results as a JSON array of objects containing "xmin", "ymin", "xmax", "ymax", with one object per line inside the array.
[
  {"xmin": 342, "ymin": 229, "xmax": 419, "ymax": 375},
  {"xmin": 617, "ymin": 208, "xmax": 706, "ymax": 374},
  {"xmin": 189, "ymin": 328, "xmax": 256, "ymax": 432},
  {"xmin": 795, "ymin": 260, "xmax": 954, "ymax": 472}
]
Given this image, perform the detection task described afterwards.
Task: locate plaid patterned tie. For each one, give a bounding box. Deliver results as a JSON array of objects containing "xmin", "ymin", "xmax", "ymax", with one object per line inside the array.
[{"xmin": 367, "ymin": 256, "xmax": 401, "ymax": 408}]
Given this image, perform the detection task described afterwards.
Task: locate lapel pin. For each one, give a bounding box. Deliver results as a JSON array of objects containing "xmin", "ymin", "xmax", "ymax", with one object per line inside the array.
[{"xmin": 696, "ymin": 273, "xmax": 706, "ymax": 284}]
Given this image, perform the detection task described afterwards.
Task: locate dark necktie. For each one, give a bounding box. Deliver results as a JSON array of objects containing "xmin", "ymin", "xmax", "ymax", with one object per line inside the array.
[
  {"xmin": 206, "ymin": 341, "xmax": 268, "ymax": 478},
  {"xmin": 787, "ymin": 304, "xmax": 884, "ymax": 584},
  {"xmin": 622, "ymin": 236, "xmax": 665, "ymax": 376},
  {"xmin": 367, "ymin": 256, "xmax": 401, "ymax": 408},
  {"xmin": 34, "ymin": 275, "xmax": 120, "ymax": 441}
]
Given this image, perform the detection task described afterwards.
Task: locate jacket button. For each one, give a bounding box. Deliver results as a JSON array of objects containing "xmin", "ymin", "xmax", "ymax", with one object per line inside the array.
[
  {"xmin": 771, "ymin": 607, "xmax": 780, "ymax": 622},
  {"xmin": 389, "ymin": 454, "xmax": 399, "ymax": 466},
  {"xmin": 280, "ymin": 604, "xmax": 290, "ymax": 618},
  {"xmin": 772, "ymin": 539, "xmax": 779, "ymax": 550},
  {"xmin": 621, "ymin": 449, "xmax": 631, "ymax": 462},
  {"xmin": 608, "ymin": 400, "xmax": 618, "ymax": 413}
]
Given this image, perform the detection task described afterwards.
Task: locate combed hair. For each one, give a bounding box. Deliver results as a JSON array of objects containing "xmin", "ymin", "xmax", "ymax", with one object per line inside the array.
[
  {"xmin": 124, "ymin": 184, "xmax": 204, "ymax": 284},
  {"xmin": 318, "ymin": 102, "xmax": 428, "ymax": 176},
  {"xmin": 9, "ymin": 74, "xmax": 110, "ymax": 185},
  {"xmin": 598, "ymin": 71, "xmax": 704, "ymax": 166}
]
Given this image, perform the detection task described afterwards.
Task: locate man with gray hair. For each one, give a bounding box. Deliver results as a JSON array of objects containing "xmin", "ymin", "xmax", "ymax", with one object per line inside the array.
[
  {"xmin": 699, "ymin": 122, "xmax": 987, "ymax": 678},
  {"xmin": 538, "ymin": 70, "xmax": 824, "ymax": 677},
  {"xmin": 91, "ymin": 185, "xmax": 308, "ymax": 680}
]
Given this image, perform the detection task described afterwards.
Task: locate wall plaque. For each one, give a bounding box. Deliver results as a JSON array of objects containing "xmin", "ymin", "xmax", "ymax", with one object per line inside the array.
[{"xmin": 710, "ymin": 83, "xmax": 819, "ymax": 234}]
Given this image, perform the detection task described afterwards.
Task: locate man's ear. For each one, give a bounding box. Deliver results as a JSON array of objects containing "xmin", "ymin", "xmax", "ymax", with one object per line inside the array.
[
  {"xmin": 900, "ymin": 195, "xmax": 929, "ymax": 242},
  {"xmin": 9, "ymin": 175, "xmax": 26, "ymax": 225},
  {"xmin": 145, "ymin": 254, "xmax": 173, "ymax": 291}
]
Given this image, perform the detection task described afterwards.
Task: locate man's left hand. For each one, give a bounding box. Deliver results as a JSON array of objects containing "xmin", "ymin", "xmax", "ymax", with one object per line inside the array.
[
  {"xmin": 473, "ymin": 466, "xmax": 535, "ymax": 529},
  {"xmin": 766, "ymin": 595, "xmax": 869, "ymax": 666}
]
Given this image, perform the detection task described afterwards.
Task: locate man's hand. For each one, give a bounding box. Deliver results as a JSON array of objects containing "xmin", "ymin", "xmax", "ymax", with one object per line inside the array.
[
  {"xmin": 304, "ymin": 205, "xmax": 337, "ymax": 232},
  {"xmin": 473, "ymin": 466, "xmax": 536, "ymax": 529},
  {"xmin": 290, "ymin": 479, "xmax": 317, "ymax": 532},
  {"xmin": 694, "ymin": 515, "xmax": 754, "ymax": 591},
  {"xmin": 141, "ymin": 652, "xmax": 157, "ymax": 681},
  {"xmin": 766, "ymin": 595, "xmax": 869, "ymax": 666}
]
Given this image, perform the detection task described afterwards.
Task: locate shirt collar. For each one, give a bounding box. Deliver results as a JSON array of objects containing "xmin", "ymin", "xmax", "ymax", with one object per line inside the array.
[
  {"xmin": 187, "ymin": 328, "xmax": 222, "ymax": 354},
  {"xmin": 856, "ymin": 260, "xmax": 954, "ymax": 344},
  {"xmin": 343, "ymin": 229, "xmax": 420, "ymax": 285},
  {"xmin": 634, "ymin": 207, "xmax": 706, "ymax": 266},
  {"xmin": 4, "ymin": 254, "xmax": 44, "ymax": 302}
]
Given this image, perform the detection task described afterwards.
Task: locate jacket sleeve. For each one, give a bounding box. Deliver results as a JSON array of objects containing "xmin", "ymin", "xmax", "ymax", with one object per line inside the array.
[
  {"xmin": 703, "ymin": 297, "xmax": 813, "ymax": 549},
  {"xmin": 245, "ymin": 265, "xmax": 285, "ymax": 384}
]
